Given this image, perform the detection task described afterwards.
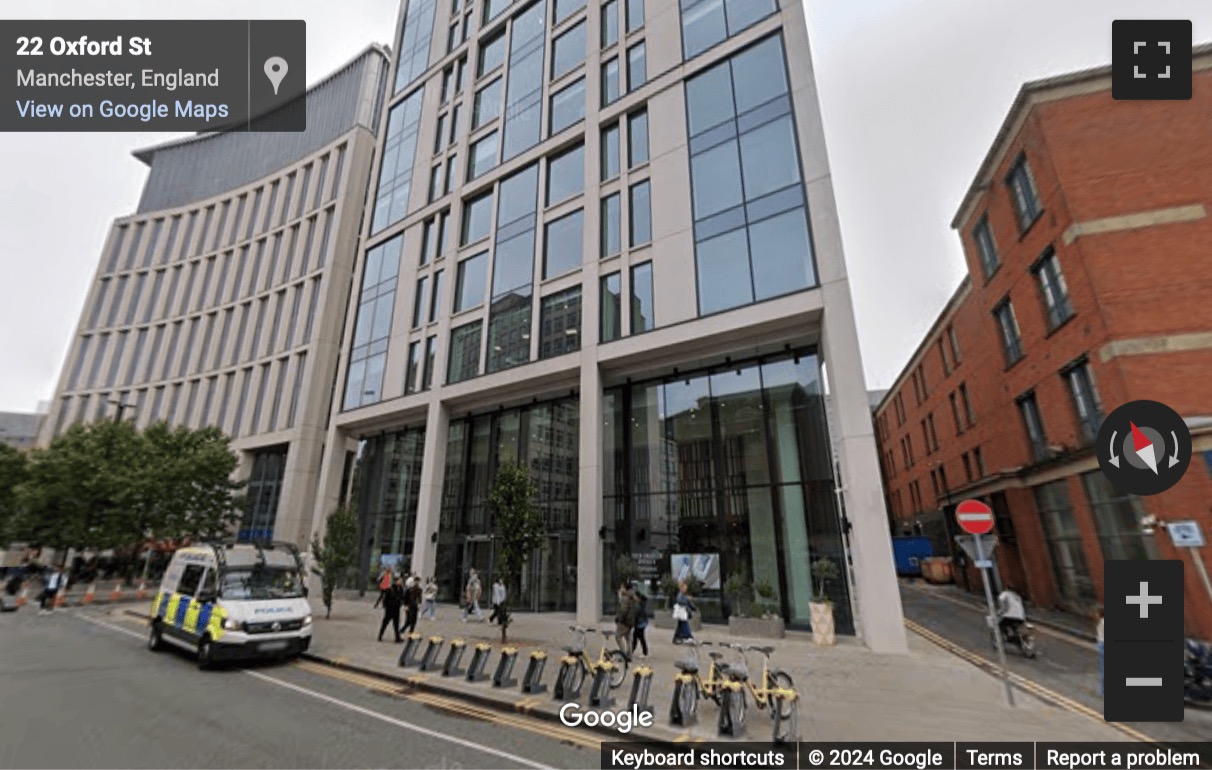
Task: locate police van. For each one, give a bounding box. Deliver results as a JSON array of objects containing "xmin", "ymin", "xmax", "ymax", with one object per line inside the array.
[{"xmin": 148, "ymin": 541, "xmax": 312, "ymax": 669}]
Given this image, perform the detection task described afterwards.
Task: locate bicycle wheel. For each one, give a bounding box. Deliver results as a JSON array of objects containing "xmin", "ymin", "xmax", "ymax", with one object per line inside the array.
[
  {"xmin": 732, "ymin": 684, "xmax": 748, "ymax": 729},
  {"xmin": 770, "ymin": 670, "xmax": 795, "ymax": 719},
  {"xmin": 772, "ymin": 693, "xmax": 799, "ymax": 744},
  {"xmin": 717, "ymin": 688, "xmax": 735, "ymax": 736},
  {"xmin": 607, "ymin": 650, "xmax": 629, "ymax": 688}
]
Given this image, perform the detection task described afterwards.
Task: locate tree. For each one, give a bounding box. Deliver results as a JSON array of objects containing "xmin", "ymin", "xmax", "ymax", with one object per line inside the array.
[
  {"xmin": 310, "ymin": 504, "xmax": 359, "ymax": 619},
  {"xmin": 0, "ymin": 443, "xmax": 29, "ymax": 545},
  {"xmin": 488, "ymin": 462, "xmax": 547, "ymax": 643}
]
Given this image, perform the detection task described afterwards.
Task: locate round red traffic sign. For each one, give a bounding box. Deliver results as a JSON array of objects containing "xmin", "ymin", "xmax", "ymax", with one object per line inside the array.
[{"xmin": 955, "ymin": 499, "xmax": 995, "ymax": 535}]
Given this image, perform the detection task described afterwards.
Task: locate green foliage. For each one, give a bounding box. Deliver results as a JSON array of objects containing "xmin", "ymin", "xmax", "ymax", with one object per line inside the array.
[
  {"xmin": 659, "ymin": 573, "xmax": 679, "ymax": 609},
  {"xmin": 724, "ymin": 568, "xmax": 753, "ymax": 618},
  {"xmin": 12, "ymin": 420, "xmax": 244, "ymax": 556},
  {"xmin": 489, "ymin": 462, "xmax": 547, "ymax": 642},
  {"xmin": 755, "ymin": 578, "xmax": 778, "ymax": 618},
  {"xmin": 685, "ymin": 573, "xmax": 703, "ymax": 597},
  {"xmin": 615, "ymin": 554, "xmax": 641, "ymax": 586},
  {"xmin": 811, "ymin": 556, "xmax": 840, "ymax": 603},
  {"xmin": 0, "ymin": 443, "xmax": 29, "ymax": 544},
  {"xmin": 310, "ymin": 504, "xmax": 359, "ymax": 619}
]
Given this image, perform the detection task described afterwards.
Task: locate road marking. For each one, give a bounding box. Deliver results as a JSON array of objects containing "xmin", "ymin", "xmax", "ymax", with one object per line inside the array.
[
  {"xmin": 901, "ymin": 582, "xmax": 1096, "ymax": 651},
  {"xmin": 904, "ymin": 618, "xmax": 1155, "ymax": 743},
  {"xmin": 77, "ymin": 615, "xmax": 566, "ymax": 766}
]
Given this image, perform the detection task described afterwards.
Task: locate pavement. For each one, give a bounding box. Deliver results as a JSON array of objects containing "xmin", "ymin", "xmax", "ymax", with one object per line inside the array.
[
  {"xmin": 905, "ymin": 577, "xmax": 1098, "ymax": 641},
  {"xmin": 288, "ymin": 594, "xmax": 1133, "ymax": 744}
]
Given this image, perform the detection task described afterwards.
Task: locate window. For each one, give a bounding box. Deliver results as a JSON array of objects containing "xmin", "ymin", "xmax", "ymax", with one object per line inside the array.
[
  {"xmin": 448, "ymin": 321, "xmax": 482, "ymax": 383},
  {"xmin": 1082, "ymin": 471, "xmax": 1159, "ymax": 562},
  {"xmin": 501, "ymin": 1, "xmax": 548, "ymax": 161},
  {"xmin": 428, "ymin": 164, "xmax": 443, "ymax": 204},
  {"xmin": 543, "ymin": 209, "xmax": 584, "ymax": 279},
  {"xmin": 626, "ymin": 42, "xmax": 646, "ymax": 90},
  {"xmin": 1033, "ymin": 481, "xmax": 1096, "ymax": 602},
  {"xmin": 972, "ymin": 214, "xmax": 998, "ymax": 278},
  {"xmin": 423, "ymin": 335, "xmax": 437, "ymax": 390},
  {"xmin": 1063, "ymin": 358, "xmax": 1103, "ymax": 443},
  {"xmin": 1033, "ymin": 247, "xmax": 1073, "ymax": 329},
  {"xmin": 395, "ymin": 0, "xmax": 438, "ymax": 91},
  {"xmin": 554, "ymin": 0, "xmax": 587, "ymax": 24},
  {"xmin": 600, "ymin": 194, "xmax": 621, "ymax": 257},
  {"xmin": 625, "ymin": 0, "xmax": 643, "ymax": 31},
  {"xmin": 916, "ymin": 363, "xmax": 927, "ymax": 399},
  {"xmin": 601, "ymin": 123, "xmax": 620, "ymax": 180},
  {"xmin": 993, "ymin": 299, "xmax": 1023, "ymax": 365},
  {"xmin": 177, "ymin": 564, "xmax": 205, "ymax": 597},
  {"xmin": 450, "ymin": 103, "xmax": 463, "ymax": 144},
  {"xmin": 947, "ymin": 324, "xmax": 961, "ymax": 365},
  {"xmin": 629, "ymin": 180, "xmax": 651, "ymax": 246},
  {"xmin": 1018, "ymin": 391, "xmax": 1048, "ymax": 460},
  {"xmin": 950, "ymin": 392, "xmax": 963, "ymax": 435},
  {"xmin": 973, "ymin": 446, "xmax": 985, "ymax": 477},
  {"xmin": 473, "ymin": 78, "xmax": 503, "ymax": 128},
  {"xmin": 600, "ymin": 272, "xmax": 621, "ymax": 342},
  {"xmin": 630, "ymin": 262, "xmax": 654, "ymax": 333},
  {"xmin": 552, "ymin": 21, "xmax": 587, "ymax": 80},
  {"xmin": 372, "ymin": 89, "xmax": 425, "ymax": 233},
  {"xmin": 344, "ymin": 236, "xmax": 402, "ymax": 410},
  {"xmin": 412, "ymin": 276, "xmax": 430, "ymax": 329},
  {"xmin": 484, "ymin": 0, "xmax": 511, "ymax": 23},
  {"xmin": 921, "ymin": 419, "xmax": 931, "ymax": 456},
  {"xmin": 455, "ymin": 252, "xmax": 488, "ymax": 312},
  {"xmin": 422, "ymin": 211, "xmax": 446, "ymax": 265},
  {"xmin": 478, "ymin": 29, "xmax": 506, "ymax": 77},
  {"xmin": 681, "ymin": 0, "xmax": 777, "ymax": 60},
  {"xmin": 1006, "ymin": 154, "xmax": 1042, "ymax": 230},
  {"xmin": 959, "ymin": 383, "xmax": 975, "ymax": 427},
  {"xmin": 430, "ymin": 269, "xmax": 445, "ymax": 323},
  {"xmin": 539, "ymin": 286, "xmax": 582, "ymax": 358},
  {"xmin": 461, "ymin": 191, "xmax": 494, "ymax": 245},
  {"xmin": 405, "ymin": 341, "xmax": 421, "ymax": 395},
  {"xmin": 601, "ymin": 58, "xmax": 620, "ymax": 105},
  {"xmin": 546, "ymin": 143, "xmax": 585, "ymax": 205},
  {"xmin": 550, "ymin": 77, "xmax": 586, "ymax": 134},
  {"xmin": 446, "ymin": 155, "xmax": 459, "ymax": 196},
  {"xmin": 928, "ymin": 413, "xmax": 939, "ymax": 451},
  {"xmin": 601, "ymin": 0, "xmax": 618, "ymax": 47},
  {"xmin": 962, "ymin": 453, "xmax": 972, "ymax": 482},
  {"xmin": 627, "ymin": 110, "xmax": 648, "ymax": 167},
  {"xmin": 468, "ymin": 131, "xmax": 499, "ymax": 179}
]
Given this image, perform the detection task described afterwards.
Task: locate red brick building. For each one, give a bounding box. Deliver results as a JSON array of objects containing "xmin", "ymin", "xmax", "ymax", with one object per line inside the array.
[{"xmin": 873, "ymin": 46, "xmax": 1212, "ymax": 638}]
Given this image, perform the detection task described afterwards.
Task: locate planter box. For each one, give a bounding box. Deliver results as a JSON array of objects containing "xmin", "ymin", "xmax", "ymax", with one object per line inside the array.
[
  {"xmin": 810, "ymin": 601, "xmax": 836, "ymax": 646},
  {"xmin": 728, "ymin": 616, "xmax": 786, "ymax": 639},
  {"xmin": 651, "ymin": 609, "xmax": 702, "ymax": 631}
]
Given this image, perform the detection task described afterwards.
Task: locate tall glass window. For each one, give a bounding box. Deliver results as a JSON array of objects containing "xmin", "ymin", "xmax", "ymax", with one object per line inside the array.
[
  {"xmin": 1033, "ymin": 481, "xmax": 1096, "ymax": 603},
  {"xmin": 461, "ymin": 190, "xmax": 495, "ymax": 245},
  {"xmin": 601, "ymin": 0, "xmax": 619, "ymax": 47},
  {"xmin": 1081, "ymin": 472, "xmax": 1158, "ymax": 562},
  {"xmin": 601, "ymin": 123, "xmax": 620, "ymax": 180},
  {"xmin": 448, "ymin": 321, "xmax": 483, "ymax": 383},
  {"xmin": 552, "ymin": 21, "xmax": 587, "ymax": 80},
  {"xmin": 352, "ymin": 428, "xmax": 427, "ymax": 576},
  {"xmin": 395, "ymin": 0, "xmax": 439, "ymax": 92},
  {"xmin": 628, "ymin": 110, "xmax": 648, "ymax": 167},
  {"xmin": 372, "ymin": 89, "xmax": 425, "ymax": 233},
  {"xmin": 344, "ymin": 235, "xmax": 404, "ymax": 410},
  {"xmin": 550, "ymin": 77, "xmax": 586, "ymax": 134},
  {"xmin": 478, "ymin": 29, "xmax": 507, "ymax": 78},
  {"xmin": 488, "ymin": 164, "xmax": 539, "ymax": 373},
  {"xmin": 473, "ymin": 78, "xmax": 503, "ymax": 129},
  {"xmin": 601, "ymin": 58, "xmax": 620, "ymax": 106},
  {"xmin": 629, "ymin": 180, "xmax": 651, "ymax": 247},
  {"xmin": 630, "ymin": 262, "xmax": 654, "ymax": 333},
  {"xmin": 680, "ymin": 0, "xmax": 777, "ymax": 60},
  {"xmin": 543, "ymin": 209, "xmax": 584, "ymax": 279},
  {"xmin": 554, "ymin": 0, "xmax": 586, "ymax": 24},
  {"xmin": 600, "ymin": 194, "xmax": 621, "ymax": 257},
  {"xmin": 539, "ymin": 287, "xmax": 582, "ymax": 358},
  {"xmin": 405, "ymin": 341, "xmax": 421, "ymax": 395},
  {"xmin": 626, "ymin": 0, "xmax": 644, "ymax": 31},
  {"xmin": 468, "ymin": 131, "xmax": 500, "ymax": 179},
  {"xmin": 600, "ymin": 272, "xmax": 622, "ymax": 342},
  {"xmin": 423, "ymin": 335, "xmax": 437, "ymax": 390},
  {"xmin": 685, "ymin": 35, "xmax": 815, "ymax": 315},
  {"xmin": 455, "ymin": 251, "xmax": 489, "ymax": 312},
  {"xmin": 502, "ymin": 1, "xmax": 548, "ymax": 160},
  {"xmin": 547, "ymin": 143, "xmax": 585, "ymax": 205},
  {"xmin": 626, "ymin": 42, "xmax": 646, "ymax": 90}
]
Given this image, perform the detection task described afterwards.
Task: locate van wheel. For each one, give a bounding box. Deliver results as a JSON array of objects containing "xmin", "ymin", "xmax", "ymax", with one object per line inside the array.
[
  {"xmin": 148, "ymin": 623, "xmax": 165, "ymax": 652},
  {"xmin": 197, "ymin": 636, "xmax": 215, "ymax": 670}
]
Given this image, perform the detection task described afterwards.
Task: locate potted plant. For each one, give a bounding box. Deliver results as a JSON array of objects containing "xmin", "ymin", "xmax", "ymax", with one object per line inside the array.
[
  {"xmin": 727, "ymin": 571, "xmax": 786, "ymax": 639},
  {"xmin": 810, "ymin": 557, "xmax": 840, "ymax": 646},
  {"xmin": 615, "ymin": 554, "xmax": 642, "ymax": 586}
]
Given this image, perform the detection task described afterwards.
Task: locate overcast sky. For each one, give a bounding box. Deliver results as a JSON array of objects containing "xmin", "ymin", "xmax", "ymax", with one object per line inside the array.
[{"xmin": 2, "ymin": 1, "xmax": 1210, "ymax": 412}]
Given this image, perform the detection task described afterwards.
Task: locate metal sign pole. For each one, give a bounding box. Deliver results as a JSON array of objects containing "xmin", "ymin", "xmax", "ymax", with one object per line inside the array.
[{"xmin": 976, "ymin": 534, "xmax": 1016, "ymax": 707}]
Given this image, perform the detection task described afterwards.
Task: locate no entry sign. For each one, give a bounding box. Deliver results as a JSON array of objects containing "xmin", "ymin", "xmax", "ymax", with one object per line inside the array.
[{"xmin": 956, "ymin": 499, "xmax": 995, "ymax": 535}]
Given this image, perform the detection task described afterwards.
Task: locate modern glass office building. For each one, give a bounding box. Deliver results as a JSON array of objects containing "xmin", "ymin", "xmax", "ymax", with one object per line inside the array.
[{"xmin": 38, "ymin": 47, "xmax": 391, "ymax": 549}]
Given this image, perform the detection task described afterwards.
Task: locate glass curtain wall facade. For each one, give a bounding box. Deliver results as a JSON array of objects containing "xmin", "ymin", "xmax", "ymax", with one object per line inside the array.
[
  {"xmin": 354, "ymin": 427, "xmax": 427, "ymax": 574},
  {"xmin": 239, "ymin": 445, "xmax": 289, "ymax": 541},
  {"xmin": 435, "ymin": 396, "xmax": 580, "ymax": 611},
  {"xmin": 602, "ymin": 350, "xmax": 852, "ymax": 632}
]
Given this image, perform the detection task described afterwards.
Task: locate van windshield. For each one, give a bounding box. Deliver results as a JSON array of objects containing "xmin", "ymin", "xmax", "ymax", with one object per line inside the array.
[{"xmin": 220, "ymin": 567, "xmax": 304, "ymax": 600}]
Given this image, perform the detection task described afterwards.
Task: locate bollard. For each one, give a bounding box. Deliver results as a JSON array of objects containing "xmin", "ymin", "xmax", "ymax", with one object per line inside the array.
[
  {"xmin": 466, "ymin": 643, "xmax": 492, "ymax": 682},
  {"xmin": 553, "ymin": 655, "xmax": 578, "ymax": 700},
  {"xmin": 521, "ymin": 650, "xmax": 548, "ymax": 694},
  {"xmin": 670, "ymin": 673, "xmax": 693, "ymax": 726},
  {"xmin": 628, "ymin": 665, "xmax": 654, "ymax": 717},
  {"xmin": 418, "ymin": 636, "xmax": 445, "ymax": 671},
  {"xmin": 110, "ymin": 581, "xmax": 123, "ymax": 602},
  {"xmin": 442, "ymin": 639, "xmax": 467, "ymax": 677},
  {"xmin": 492, "ymin": 646, "xmax": 519, "ymax": 688},
  {"xmin": 16, "ymin": 586, "xmax": 28, "ymax": 607},
  {"xmin": 588, "ymin": 661, "xmax": 616, "ymax": 708},
  {"xmin": 398, "ymin": 633, "xmax": 425, "ymax": 667},
  {"xmin": 82, "ymin": 582, "xmax": 96, "ymax": 605}
]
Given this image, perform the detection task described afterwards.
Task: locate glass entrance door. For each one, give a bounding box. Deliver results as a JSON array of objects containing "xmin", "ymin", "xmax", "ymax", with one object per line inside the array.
[
  {"xmin": 461, "ymin": 535, "xmax": 496, "ymax": 596},
  {"xmin": 526, "ymin": 533, "xmax": 576, "ymax": 612}
]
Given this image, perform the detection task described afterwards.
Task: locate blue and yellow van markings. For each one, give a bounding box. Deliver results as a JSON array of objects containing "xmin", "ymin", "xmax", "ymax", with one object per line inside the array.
[{"xmin": 150, "ymin": 590, "xmax": 228, "ymax": 640}]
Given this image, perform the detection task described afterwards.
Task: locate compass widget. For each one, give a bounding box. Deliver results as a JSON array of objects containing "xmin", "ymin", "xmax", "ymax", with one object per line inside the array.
[{"xmin": 1097, "ymin": 400, "xmax": 1192, "ymax": 496}]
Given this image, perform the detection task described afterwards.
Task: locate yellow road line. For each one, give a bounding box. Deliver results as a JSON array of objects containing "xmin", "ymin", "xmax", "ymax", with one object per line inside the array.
[
  {"xmin": 902, "ymin": 583, "xmax": 1097, "ymax": 650},
  {"xmin": 904, "ymin": 619, "xmax": 1154, "ymax": 743},
  {"xmin": 291, "ymin": 659, "xmax": 602, "ymax": 750}
]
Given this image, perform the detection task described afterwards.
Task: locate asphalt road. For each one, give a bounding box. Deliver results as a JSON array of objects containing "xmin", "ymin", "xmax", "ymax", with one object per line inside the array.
[
  {"xmin": 0, "ymin": 607, "xmax": 598, "ymax": 769},
  {"xmin": 899, "ymin": 581, "xmax": 1212, "ymax": 743}
]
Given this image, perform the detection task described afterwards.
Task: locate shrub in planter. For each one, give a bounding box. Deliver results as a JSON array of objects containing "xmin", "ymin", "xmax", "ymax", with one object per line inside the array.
[{"xmin": 810, "ymin": 557, "xmax": 840, "ymax": 646}]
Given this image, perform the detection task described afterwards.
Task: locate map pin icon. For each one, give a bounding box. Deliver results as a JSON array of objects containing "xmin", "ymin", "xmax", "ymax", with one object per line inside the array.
[{"xmin": 264, "ymin": 56, "xmax": 288, "ymax": 95}]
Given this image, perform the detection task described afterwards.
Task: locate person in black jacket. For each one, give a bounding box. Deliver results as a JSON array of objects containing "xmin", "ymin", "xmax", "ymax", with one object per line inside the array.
[
  {"xmin": 378, "ymin": 577, "xmax": 405, "ymax": 642},
  {"xmin": 401, "ymin": 576, "xmax": 422, "ymax": 636}
]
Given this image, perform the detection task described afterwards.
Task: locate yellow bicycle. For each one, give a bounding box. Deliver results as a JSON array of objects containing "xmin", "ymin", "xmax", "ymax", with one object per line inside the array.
[
  {"xmin": 670, "ymin": 639, "xmax": 735, "ymax": 731},
  {"xmin": 722, "ymin": 643, "xmax": 799, "ymax": 743},
  {"xmin": 554, "ymin": 625, "xmax": 629, "ymax": 703}
]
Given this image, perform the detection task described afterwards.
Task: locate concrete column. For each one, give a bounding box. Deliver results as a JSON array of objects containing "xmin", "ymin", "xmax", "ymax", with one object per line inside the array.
[
  {"xmin": 576, "ymin": 361, "xmax": 604, "ymax": 626},
  {"xmin": 410, "ymin": 398, "xmax": 450, "ymax": 581},
  {"xmin": 307, "ymin": 426, "xmax": 353, "ymax": 547},
  {"xmin": 820, "ymin": 287, "xmax": 909, "ymax": 654}
]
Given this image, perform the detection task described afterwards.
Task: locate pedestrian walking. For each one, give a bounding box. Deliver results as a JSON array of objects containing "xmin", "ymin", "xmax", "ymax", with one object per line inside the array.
[
  {"xmin": 615, "ymin": 581, "xmax": 638, "ymax": 658},
  {"xmin": 488, "ymin": 578, "xmax": 507, "ymax": 625},
  {"xmin": 1095, "ymin": 605, "xmax": 1105, "ymax": 697},
  {"xmin": 402, "ymin": 577, "xmax": 422, "ymax": 636},
  {"xmin": 378, "ymin": 577, "xmax": 405, "ymax": 642},
  {"xmin": 373, "ymin": 567, "xmax": 393, "ymax": 609},
  {"xmin": 631, "ymin": 588, "xmax": 650, "ymax": 657},
  {"xmin": 40, "ymin": 567, "xmax": 64, "ymax": 614},
  {"xmin": 671, "ymin": 580, "xmax": 697, "ymax": 644},
  {"xmin": 462, "ymin": 568, "xmax": 484, "ymax": 622},
  {"xmin": 421, "ymin": 577, "xmax": 438, "ymax": 619}
]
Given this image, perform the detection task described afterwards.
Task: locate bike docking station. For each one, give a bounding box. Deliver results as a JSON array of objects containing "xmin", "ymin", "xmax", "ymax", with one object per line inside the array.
[
  {"xmin": 398, "ymin": 632, "xmax": 424, "ymax": 667},
  {"xmin": 493, "ymin": 646, "xmax": 520, "ymax": 688},
  {"xmin": 628, "ymin": 664, "xmax": 655, "ymax": 718},
  {"xmin": 418, "ymin": 635, "xmax": 445, "ymax": 672},
  {"xmin": 588, "ymin": 660, "xmax": 616, "ymax": 708},
  {"xmin": 521, "ymin": 650, "xmax": 548, "ymax": 694},
  {"xmin": 553, "ymin": 651, "xmax": 580, "ymax": 700},
  {"xmin": 466, "ymin": 642, "xmax": 493, "ymax": 682},
  {"xmin": 441, "ymin": 638, "xmax": 467, "ymax": 677}
]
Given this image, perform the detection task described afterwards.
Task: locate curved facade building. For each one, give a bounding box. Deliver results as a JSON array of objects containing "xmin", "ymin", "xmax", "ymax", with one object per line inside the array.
[{"xmin": 38, "ymin": 46, "xmax": 390, "ymax": 548}]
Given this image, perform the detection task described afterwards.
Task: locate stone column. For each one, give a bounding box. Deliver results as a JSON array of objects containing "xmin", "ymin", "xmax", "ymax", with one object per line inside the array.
[
  {"xmin": 410, "ymin": 398, "xmax": 450, "ymax": 581},
  {"xmin": 576, "ymin": 362, "xmax": 604, "ymax": 626},
  {"xmin": 820, "ymin": 290, "xmax": 908, "ymax": 654}
]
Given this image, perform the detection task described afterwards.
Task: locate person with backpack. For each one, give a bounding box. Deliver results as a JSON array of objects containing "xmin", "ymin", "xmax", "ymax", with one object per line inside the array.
[
  {"xmin": 631, "ymin": 587, "xmax": 650, "ymax": 657},
  {"xmin": 377, "ymin": 576, "xmax": 405, "ymax": 643},
  {"xmin": 614, "ymin": 581, "xmax": 639, "ymax": 658},
  {"xmin": 373, "ymin": 566, "xmax": 393, "ymax": 609}
]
